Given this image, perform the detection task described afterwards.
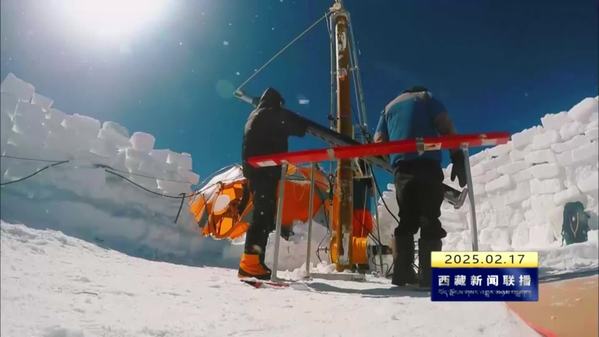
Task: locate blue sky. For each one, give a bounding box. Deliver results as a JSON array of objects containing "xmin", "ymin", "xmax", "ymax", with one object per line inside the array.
[{"xmin": 1, "ymin": 0, "xmax": 597, "ymax": 184}]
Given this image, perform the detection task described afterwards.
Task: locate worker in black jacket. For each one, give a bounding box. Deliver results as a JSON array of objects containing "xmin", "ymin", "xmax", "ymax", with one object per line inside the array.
[{"xmin": 239, "ymin": 88, "xmax": 308, "ymax": 279}]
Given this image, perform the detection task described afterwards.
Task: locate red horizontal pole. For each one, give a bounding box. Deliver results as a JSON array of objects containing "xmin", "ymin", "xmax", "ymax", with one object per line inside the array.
[{"xmin": 248, "ymin": 132, "xmax": 510, "ymax": 168}]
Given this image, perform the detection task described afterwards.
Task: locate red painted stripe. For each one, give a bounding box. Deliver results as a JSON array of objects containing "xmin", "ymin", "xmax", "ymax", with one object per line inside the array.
[{"xmin": 248, "ymin": 132, "xmax": 509, "ymax": 168}]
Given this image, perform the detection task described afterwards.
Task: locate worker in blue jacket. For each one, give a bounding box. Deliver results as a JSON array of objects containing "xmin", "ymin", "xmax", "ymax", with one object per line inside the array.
[{"xmin": 374, "ymin": 86, "xmax": 466, "ymax": 287}]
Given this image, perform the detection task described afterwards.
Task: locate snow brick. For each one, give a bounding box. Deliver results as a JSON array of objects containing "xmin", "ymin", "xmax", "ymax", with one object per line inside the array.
[
  {"xmin": 510, "ymin": 146, "xmax": 529, "ymax": 162},
  {"xmin": 513, "ymin": 168, "xmax": 533, "ymax": 182},
  {"xmin": 553, "ymin": 186, "xmax": 582, "ymax": 206},
  {"xmin": 179, "ymin": 153, "xmax": 193, "ymax": 171},
  {"xmin": 571, "ymin": 142, "xmax": 598, "ymax": 164},
  {"xmin": 568, "ymin": 97, "xmax": 598, "ymax": 123},
  {"xmin": 551, "ymin": 134, "xmax": 590, "ymax": 153},
  {"xmin": 468, "ymin": 150, "xmax": 488, "ymax": 166},
  {"xmin": 482, "ymin": 154, "xmax": 510, "ymax": 171},
  {"xmin": 556, "ymin": 150, "xmax": 574, "ymax": 167},
  {"xmin": 0, "ymin": 73, "xmax": 34, "ymax": 102},
  {"xmin": 480, "ymin": 169, "xmax": 500, "ymax": 183},
  {"xmin": 497, "ymin": 161, "xmax": 530, "ymax": 175},
  {"xmin": 506, "ymin": 181, "xmax": 531, "ymax": 205},
  {"xmin": 559, "ymin": 121, "xmax": 585, "ymax": 140},
  {"xmin": 130, "ymin": 132, "xmax": 156, "ymax": 153},
  {"xmin": 532, "ymin": 129, "xmax": 560, "ymax": 149},
  {"xmin": 530, "ymin": 178, "xmax": 562, "ymax": 194},
  {"xmin": 541, "ymin": 111, "xmax": 572, "ymax": 130},
  {"xmin": 524, "ymin": 149, "xmax": 556, "ymax": 164},
  {"xmin": 1, "ymin": 92, "xmax": 18, "ymax": 118},
  {"xmin": 486, "ymin": 143, "xmax": 512, "ymax": 158},
  {"xmin": 470, "ymin": 163, "xmax": 485, "ymax": 177},
  {"xmin": 585, "ymin": 128, "xmax": 598, "ymax": 141},
  {"xmin": 31, "ymin": 92, "xmax": 54, "ymax": 110},
  {"xmin": 528, "ymin": 163, "xmax": 561, "ymax": 179},
  {"xmin": 512, "ymin": 126, "xmax": 541, "ymax": 149},
  {"xmin": 577, "ymin": 170, "xmax": 598, "ymax": 193},
  {"xmin": 103, "ymin": 121, "xmax": 130, "ymax": 138},
  {"xmin": 62, "ymin": 114, "xmax": 101, "ymax": 137},
  {"xmin": 485, "ymin": 175, "xmax": 511, "ymax": 193}
]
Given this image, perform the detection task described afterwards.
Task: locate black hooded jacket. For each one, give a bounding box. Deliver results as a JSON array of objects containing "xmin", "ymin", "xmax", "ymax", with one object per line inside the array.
[{"xmin": 242, "ymin": 88, "xmax": 307, "ymax": 178}]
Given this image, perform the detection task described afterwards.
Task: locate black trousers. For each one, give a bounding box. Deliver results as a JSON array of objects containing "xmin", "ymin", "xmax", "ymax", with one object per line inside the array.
[
  {"xmin": 393, "ymin": 159, "xmax": 447, "ymax": 240},
  {"xmin": 243, "ymin": 166, "xmax": 280, "ymax": 255}
]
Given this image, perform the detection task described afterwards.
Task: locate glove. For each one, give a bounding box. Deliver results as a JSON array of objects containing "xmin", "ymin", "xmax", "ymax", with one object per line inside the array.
[
  {"xmin": 450, "ymin": 150, "xmax": 467, "ymax": 187},
  {"xmin": 280, "ymin": 227, "xmax": 294, "ymax": 241}
]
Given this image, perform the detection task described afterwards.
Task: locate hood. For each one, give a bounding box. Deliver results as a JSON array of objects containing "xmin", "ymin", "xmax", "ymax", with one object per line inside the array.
[{"xmin": 257, "ymin": 87, "xmax": 285, "ymax": 109}]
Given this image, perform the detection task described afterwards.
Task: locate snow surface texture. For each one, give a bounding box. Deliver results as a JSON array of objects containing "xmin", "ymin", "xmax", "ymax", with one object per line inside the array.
[
  {"xmin": 0, "ymin": 221, "xmax": 538, "ymax": 337},
  {"xmin": 377, "ymin": 96, "xmax": 599, "ymax": 275},
  {"xmin": 0, "ymin": 74, "xmax": 236, "ymax": 267}
]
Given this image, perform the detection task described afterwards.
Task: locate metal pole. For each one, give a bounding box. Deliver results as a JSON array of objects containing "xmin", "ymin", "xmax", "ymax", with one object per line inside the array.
[
  {"xmin": 332, "ymin": 1, "xmax": 353, "ymax": 271},
  {"xmin": 346, "ymin": 12, "xmax": 369, "ymax": 139},
  {"xmin": 305, "ymin": 163, "xmax": 316, "ymax": 278},
  {"xmin": 461, "ymin": 145, "xmax": 479, "ymax": 251},
  {"xmin": 371, "ymin": 176, "xmax": 385, "ymax": 275},
  {"xmin": 271, "ymin": 163, "xmax": 288, "ymax": 281}
]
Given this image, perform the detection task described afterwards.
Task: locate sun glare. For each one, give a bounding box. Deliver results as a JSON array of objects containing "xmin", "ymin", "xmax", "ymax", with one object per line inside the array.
[{"xmin": 61, "ymin": 0, "xmax": 167, "ymax": 40}]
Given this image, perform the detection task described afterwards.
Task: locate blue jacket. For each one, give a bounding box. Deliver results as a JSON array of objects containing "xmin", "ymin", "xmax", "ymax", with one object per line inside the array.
[{"xmin": 374, "ymin": 91, "xmax": 447, "ymax": 167}]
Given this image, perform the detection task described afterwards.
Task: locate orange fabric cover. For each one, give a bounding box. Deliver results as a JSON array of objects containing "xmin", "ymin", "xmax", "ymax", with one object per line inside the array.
[{"xmin": 189, "ymin": 165, "xmax": 330, "ymax": 241}]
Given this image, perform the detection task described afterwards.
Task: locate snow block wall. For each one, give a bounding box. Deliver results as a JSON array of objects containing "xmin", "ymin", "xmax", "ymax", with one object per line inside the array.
[
  {"xmin": 378, "ymin": 96, "xmax": 599, "ymax": 273},
  {"xmin": 0, "ymin": 74, "xmax": 239, "ymax": 267}
]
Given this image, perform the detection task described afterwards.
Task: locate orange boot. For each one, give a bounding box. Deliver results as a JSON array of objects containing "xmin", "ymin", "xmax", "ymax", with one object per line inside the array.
[{"xmin": 238, "ymin": 253, "xmax": 272, "ymax": 280}]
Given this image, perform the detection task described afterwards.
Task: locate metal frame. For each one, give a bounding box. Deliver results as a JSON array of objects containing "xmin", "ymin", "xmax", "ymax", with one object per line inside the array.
[
  {"xmin": 271, "ymin": 146, "xmax": 482, "ymax": 281},
  {"xmin": 461, "ymin": 144, "xmax": 479, "ymax": 251},
  {"xmin": 271, "ymin": 162, "xmax": 288, "ymax": 281},
  {"xmin": 305, "ymin": 163, "xmax": 316, "ymax": 278}
]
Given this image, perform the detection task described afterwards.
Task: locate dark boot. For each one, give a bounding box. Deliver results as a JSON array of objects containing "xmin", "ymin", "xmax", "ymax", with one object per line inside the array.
[
  {"xmin": 392, "ymin": 235, "xmax": 417, "ymax": 286},
  {"xmin": 418, "ymin": 239, "xmax": 442, "ymax": 288}
]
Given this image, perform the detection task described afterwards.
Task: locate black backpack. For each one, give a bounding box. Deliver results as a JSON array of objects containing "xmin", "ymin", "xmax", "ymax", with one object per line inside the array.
[{"xmin": 561, "ymin": 202, "xmax": 590, "ymax": 245}]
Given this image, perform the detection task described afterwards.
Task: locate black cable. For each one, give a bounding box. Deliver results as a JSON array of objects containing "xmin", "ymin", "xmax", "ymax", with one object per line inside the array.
[
  {"xmin": 104, "ymin": 169, "xmax": 189, "ymax": 199},
  {"xmin": 0, "ymin": 160, "xmax": 70, "ymax": 186},
  {"xmin": 1, "ymin": 154, "xmax": 67, "ymax": 163},
  {"xmin": 316, "ymin": 200, "xmax": 332, "ymax": 263},
  {"xmin": 174, "ymin": 193, "xmax": 186, "ymax": 223},
  {"xmin": 1, "ymin": 154, "xmax": 213, "ymax": 223},
  {"xmin": 195, "ymin": 164, "xmax": 241, "ymax": 190},
  {"xmin": 353, "ymin": 115, "xmax": 404, "ymax": 277},
  {"xmin": 371, "ymin": 171, "xmax": 421, "ymax": 273},
  {"xmin": 368, "ymin": 232, "xmax": 383, "ymax": 246},
  {"xmin": 369, "ymin": 254, "xmax": 389, "ymax": 274},
  {"xmin": 2, "ymin": 154, "xmax": 199, "ymax": 185},
  {"xmin": 385, "ymin": 261, "xmax": 394, "ymax": 277},
  {"xmin": 107, "ymin": 166, "xmax": 191, "ymax": 184},
  {"xmin": 371, "ymin": 172, "xmax": 401, "ymax": 227}
]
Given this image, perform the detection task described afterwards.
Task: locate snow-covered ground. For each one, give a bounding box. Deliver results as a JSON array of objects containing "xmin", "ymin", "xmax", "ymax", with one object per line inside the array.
[{"xmin": 0, "ymin": 221, "xmax": 539, "ymax": 337}]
